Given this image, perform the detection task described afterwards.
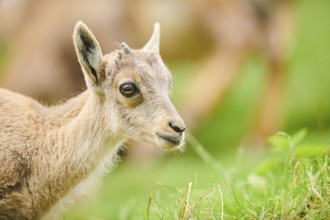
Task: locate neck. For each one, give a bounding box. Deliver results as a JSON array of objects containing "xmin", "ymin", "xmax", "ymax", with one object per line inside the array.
[
  {"xmin": 58, "ymin": 91, "xmax": 123, "ymax": 169},
  {"xmin": 34, "ymin": 90, "xmax": 126, "ymax": 218}
]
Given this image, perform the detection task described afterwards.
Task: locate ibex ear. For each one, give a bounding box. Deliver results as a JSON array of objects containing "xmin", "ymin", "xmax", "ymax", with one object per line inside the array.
[
  {"xmin": 142, "ymin": 22, "xmax": 160, "ymax": 53},
  {"xmin": 73, "ymin": 21, "xmax": 103, "ymax": 91}
]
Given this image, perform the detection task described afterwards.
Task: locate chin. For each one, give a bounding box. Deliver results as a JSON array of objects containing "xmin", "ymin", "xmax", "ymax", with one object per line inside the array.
[
  {"xmin": 160, "ymin": 142, "xmax": 185, "ymax": 152},
  {"xmin": 153, "ymin": 131, "xmax": 184, "ymax": 148}
]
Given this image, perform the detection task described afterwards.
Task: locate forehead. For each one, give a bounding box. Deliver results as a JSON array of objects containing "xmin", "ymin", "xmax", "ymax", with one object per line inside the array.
[{"xmin": 105, "ymin": 50, "xmax": 172, "ymax": 88}]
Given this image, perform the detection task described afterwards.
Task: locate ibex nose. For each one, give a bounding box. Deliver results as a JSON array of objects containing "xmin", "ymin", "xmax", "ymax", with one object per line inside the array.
[{"xmin": 169, "ymin": 121, "xmax": 186, "ymax": 134}]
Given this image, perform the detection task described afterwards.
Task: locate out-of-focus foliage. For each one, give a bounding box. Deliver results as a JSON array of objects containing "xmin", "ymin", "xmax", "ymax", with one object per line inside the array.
[{"xmin": 194, "ymin": 0, "xmax": 330, "ymax": 150}]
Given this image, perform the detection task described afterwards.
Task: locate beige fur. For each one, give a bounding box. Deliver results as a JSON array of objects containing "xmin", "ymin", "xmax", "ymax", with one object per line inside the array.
[{"xmin": 0, "ymin": 21, "xmax": 185, "ymax": 219}]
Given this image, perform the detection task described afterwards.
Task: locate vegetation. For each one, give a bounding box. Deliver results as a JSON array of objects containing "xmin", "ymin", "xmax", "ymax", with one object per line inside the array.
[
  {"xmin": 66, "ymin": 130, "xmax": 329, "ymax": 219},
  {"xmin": 65, "ymin": 1, "xmax": 330, "ymax": 218}
]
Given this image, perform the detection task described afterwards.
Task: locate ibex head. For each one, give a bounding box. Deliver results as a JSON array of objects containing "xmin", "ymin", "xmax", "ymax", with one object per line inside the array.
[{"xmin": 73, "ymin": 21, "xmax": 185, "ymax": 151}]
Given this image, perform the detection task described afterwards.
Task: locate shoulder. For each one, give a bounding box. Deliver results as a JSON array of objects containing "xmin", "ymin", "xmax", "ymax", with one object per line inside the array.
[
  {"xmin": 0, "ymin": 88, "xmax": 45, "ymax": 115},
  {"xmin": 0, "ymin": 88, "xmax": 39, "ymax": 104},
  {"xmin": 0, "ymin": 148, "xmax": 30, "ymax": 198}
]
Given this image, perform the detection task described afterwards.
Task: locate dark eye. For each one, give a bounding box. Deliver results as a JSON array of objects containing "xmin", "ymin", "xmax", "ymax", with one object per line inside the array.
[{"xmin": 119, "ymin": 82, "xmax": 140, "ymax": 97}]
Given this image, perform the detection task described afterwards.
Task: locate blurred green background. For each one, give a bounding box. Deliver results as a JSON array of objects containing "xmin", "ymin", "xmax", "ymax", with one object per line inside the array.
[
  {"xmin": 0, "ymin": 0, "xmax": 329, "ymax": 219},
  {"xmin": 72, "ymin": 0, "xmax": 329, "ymax": 218},
  {"xmin": 173, "ymin": 0, "xmax": 330, "ymax": 150}
]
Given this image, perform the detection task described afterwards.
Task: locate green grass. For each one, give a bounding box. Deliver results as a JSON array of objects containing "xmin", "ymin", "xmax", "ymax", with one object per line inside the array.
[{"xmin": 65, "ymin": 131, "xmax": 329, "ymax": 219}]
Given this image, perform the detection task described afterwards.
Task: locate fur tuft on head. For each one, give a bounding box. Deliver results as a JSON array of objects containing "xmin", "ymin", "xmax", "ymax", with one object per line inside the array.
[{"xmin": 121, "ymin": 42, "xmax": 132, "ymax": 54}]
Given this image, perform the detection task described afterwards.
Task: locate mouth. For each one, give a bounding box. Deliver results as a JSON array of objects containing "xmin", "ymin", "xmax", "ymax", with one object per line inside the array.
[
  {"xmin": 154, "ymin": 132, "xmax": 185, "ymax": 151},
  {"xmin": 158, "ymin": 134, "xmax": 181, "ymax": 146}
]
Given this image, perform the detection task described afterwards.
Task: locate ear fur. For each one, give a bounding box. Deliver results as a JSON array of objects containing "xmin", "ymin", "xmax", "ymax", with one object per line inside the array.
[
  {"xmin": 73, "ymin": 21, "xmax": 103, "ymax": 90},
  {"xmin": 143, "ymin": 22, "xmax": 160, "ymax": 53}
]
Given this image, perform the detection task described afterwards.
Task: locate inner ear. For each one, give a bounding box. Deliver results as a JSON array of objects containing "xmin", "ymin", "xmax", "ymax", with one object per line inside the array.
[
  {"xmin": 79, "ymin": 31, "xmax": 99, "ymax": 81},
  {"xmin": 73, "ymin": 21, "xmax": 103, "ymax": 85}
]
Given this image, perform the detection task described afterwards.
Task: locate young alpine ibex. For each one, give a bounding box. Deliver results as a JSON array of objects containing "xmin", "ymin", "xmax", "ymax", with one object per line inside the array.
[{"xmin": 0, "ymin": 21, "xmax": 185, "ymax": 219}]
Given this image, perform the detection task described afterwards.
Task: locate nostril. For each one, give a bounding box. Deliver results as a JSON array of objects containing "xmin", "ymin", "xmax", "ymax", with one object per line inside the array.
[{"xmin": 169, "ymin": 122, "xmax": 186, "ymax": 133}]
